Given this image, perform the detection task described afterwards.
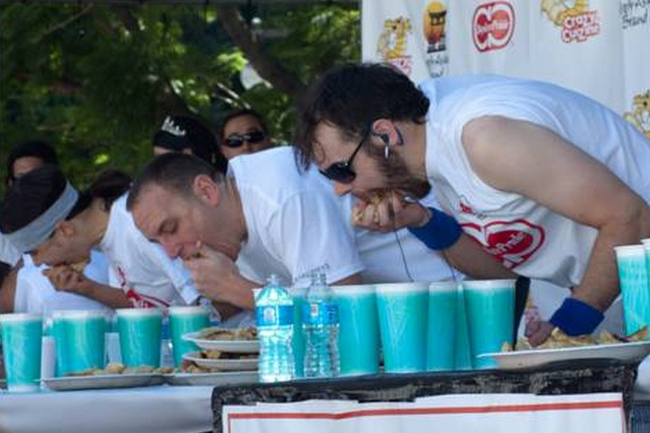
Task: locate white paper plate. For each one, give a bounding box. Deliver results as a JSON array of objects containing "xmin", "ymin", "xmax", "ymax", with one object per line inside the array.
[
  {"xmin": 182, "ymin": 330, "xmax": 259, "ymax": 353},
  {"xmin": 183, "ymin": 351, "xmax": 259, "ymax": 371},
  {"xmin": 165, "ymin": 371, "xmax": 259, "ymax": 386},
  {"xmin": 43, "ymin": 373, "xmax": 164, "ymax": 391},
  {"xmin": 479, "ymin": 341, "xmax": 650, "ymax": 370}
]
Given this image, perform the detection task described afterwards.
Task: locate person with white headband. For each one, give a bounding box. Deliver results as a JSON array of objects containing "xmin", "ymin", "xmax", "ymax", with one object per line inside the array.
[
  {"xmin": 0, "ymin": 165, "xmax": 113, "ymax": 314},
  {"xmin": 27, "ymin": 167, "xmax": 205, "ymax": 313}
]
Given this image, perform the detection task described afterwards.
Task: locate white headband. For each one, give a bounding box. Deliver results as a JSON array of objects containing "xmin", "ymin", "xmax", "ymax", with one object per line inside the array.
[
  {"xmin": 3, "ymin": 182, "xmax": 79, "ymax": 254},
  {"xmin": 0, "ymin": 233, "xmax": 21, "ymax": 266}
]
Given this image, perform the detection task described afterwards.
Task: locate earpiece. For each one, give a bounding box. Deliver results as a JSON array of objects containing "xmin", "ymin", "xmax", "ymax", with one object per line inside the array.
[{"xmin": 378, "ymin": 133, "xmax": 390, "ymax": 145}]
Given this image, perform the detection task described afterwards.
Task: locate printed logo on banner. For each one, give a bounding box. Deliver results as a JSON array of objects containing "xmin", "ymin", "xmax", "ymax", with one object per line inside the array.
[
  {"xmin": 461, "ymin": 219, "xmax": 545, "ymax": 269},
  {"xmin": 620, "ymin": 0, "xmax": 649, "ymax": 29},
  {"xmin": 422, "ymin": 1, "xmax": 450, "ymax": 77},
  {"xmin": 624, "ymin": 91, "xmax": 650, "ymax": 140},
  {"xmin": 377, "ymin": 16, "xmax": 413, "ymax": 76},
  {"xmin": 472, "ymin": 1, "xmax": 515, "ymax": 53},
  {"xmin": 541, "ymin": 0, "xmax": 601, "ymax": 43}
]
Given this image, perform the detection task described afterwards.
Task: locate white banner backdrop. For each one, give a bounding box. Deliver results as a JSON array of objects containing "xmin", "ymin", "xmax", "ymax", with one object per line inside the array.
[
  {"xmin": 361, "ymin": 0, "xmax": 650, "ymax": 140},
  {"xmin": 223, "ymin": 393, "xmax": 625, "ymax": 433}
]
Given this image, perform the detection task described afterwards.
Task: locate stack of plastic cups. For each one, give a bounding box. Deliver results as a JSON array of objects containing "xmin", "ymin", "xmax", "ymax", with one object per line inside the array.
[{"xmin": 614, "ymin": 244, "xmax": 650, "ymax": 336}]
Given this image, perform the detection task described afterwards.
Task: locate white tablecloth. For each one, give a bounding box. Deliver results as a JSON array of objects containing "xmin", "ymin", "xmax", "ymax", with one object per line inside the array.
[{"xmin": 0, "ymin": 385, "xmax": 213, "ymax": 433}]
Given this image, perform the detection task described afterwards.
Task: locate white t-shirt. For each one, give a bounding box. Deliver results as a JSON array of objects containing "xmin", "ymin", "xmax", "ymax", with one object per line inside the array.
[
  {"xmin": 99, "ymin": 194, "xmax": 200, "ymax": 309},
  {"xmin": 228, "ymin": 147, "xmax": 364, "ymax": 289},
  {"xmin": 421, "ymin": 75, "xmax": 650, "ymax": 288},
  {"xmin": 14, "ymin": 250, "xmax": 114, "ymax": 316}
]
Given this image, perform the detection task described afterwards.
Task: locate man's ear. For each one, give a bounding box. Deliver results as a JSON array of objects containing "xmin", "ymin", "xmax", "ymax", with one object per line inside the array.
[
  {"xmin": 57, "ymin": 220, "xmax": 75, "ymax": 236},
  {"xmin": 371, "ymin": 118, "xmax": 396, "ymax": 144},
  {"xmin": 192, "ymin": 174, "xmax": 220, "ymax": 206}
]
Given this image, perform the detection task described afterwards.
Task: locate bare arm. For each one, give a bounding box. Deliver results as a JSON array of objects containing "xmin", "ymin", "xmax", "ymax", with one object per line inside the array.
[
  {"xmin": 44, "ymin": 266, "xmax": 133, "ymax": 309},
  {"xmin": 462, "ymin": 115, "xmax": 650, "ymax": 311}
]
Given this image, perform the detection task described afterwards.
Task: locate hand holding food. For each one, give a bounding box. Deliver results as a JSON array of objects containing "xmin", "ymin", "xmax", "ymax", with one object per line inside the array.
[
  {"xmin": 42, "ymin": 264, "xmax": 94, "ymax": 296},
  {"xmin": 352, "ymin": 190, "xmax": 429, "ymax": 233},
  {"xmin": 182, "ymin": 244, "xmax": 246, "ymax": 305}
]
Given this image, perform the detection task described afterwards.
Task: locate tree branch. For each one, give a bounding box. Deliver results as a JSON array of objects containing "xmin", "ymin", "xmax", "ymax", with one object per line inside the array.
[
  {"xmin": 215, "ymin": 5, "xmax": 306, "ymax": 102},
  {"xmin": 40, "ymin": 4, "xmax": 94, "ymax": 40}
]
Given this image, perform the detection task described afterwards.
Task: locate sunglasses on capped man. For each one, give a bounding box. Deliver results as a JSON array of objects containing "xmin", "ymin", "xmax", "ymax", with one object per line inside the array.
[{"xmin": 224, "ymin": 130, "xmax": 266, "ymax": 148}]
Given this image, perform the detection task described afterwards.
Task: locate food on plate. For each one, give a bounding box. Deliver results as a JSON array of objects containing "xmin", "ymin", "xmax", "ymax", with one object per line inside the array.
[
  {"xmin": 196, "ymin": 326, "xmax": 257, "ymax": 341},
  {"xmin": 197, "ymin": 349, "xmax": 257, "ymax": 360},
  {"xmin": 64, "ymin": 362, "xmax": 173, "ymax": 376},
  {"xmin": 501, "ymin": 326, "xmax": 649, "ymax": 352}
]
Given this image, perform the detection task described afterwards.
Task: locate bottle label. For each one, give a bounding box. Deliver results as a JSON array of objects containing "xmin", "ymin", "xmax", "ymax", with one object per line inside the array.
[
  {"xmin": 303, "ymin": 301, "xmax": 339, "ymax": 325},
  {"xmin": 256, "ymin": 305, "xmax": 294, "ymax": 327}
]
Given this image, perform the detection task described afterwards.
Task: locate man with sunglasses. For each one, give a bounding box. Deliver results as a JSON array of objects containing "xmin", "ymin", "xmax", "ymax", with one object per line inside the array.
[
  {"xmin": 293, "ymin": 63, "xmax": 650, "ymax": 346},
  {"xmin": 218, "ymin": 109, "xmax": 274, "ymax": 160}
]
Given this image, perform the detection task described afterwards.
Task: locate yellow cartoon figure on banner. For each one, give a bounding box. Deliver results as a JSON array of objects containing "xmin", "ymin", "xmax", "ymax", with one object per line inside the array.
[
  {"xmin": 541, "ymin": 0, "xmax": 589, "ymax": 25},
  {"xmin": 423, "ymin": 2, "xmax": 447, "ymax": 53},
  {"xmin": 377, "ymin": 17, "xmax": 412, "ymax": 60},
  {"xmin": 377, "ymin": 16, "xmax": 413, "ymax": 76},
  {"xmin": 625, "ymin": 91, "xmax": 650, "ymax": 140},
  {"xmin": 540, "ymin": 0, "xmax": 599, "ymax": 43}
]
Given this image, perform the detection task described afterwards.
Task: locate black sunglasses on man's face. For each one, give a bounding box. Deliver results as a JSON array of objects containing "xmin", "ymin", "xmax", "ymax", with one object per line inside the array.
[
  {"xmin": 319, "ymin": 129, "xmax": 370, "ymax": 184},
  {"xmin": 224, "ymin": 130, "xmax": 266, "ymax": 148}
]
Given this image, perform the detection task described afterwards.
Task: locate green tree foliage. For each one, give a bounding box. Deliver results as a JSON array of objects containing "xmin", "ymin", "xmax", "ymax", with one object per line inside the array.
[{"xmin": 0, "ymin": 2, "xmax": 360, "ymax": 193}]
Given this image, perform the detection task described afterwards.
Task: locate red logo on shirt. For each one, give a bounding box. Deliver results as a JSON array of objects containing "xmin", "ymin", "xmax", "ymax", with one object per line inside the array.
[
  {"xmin": 115, "ymin": 264, "xmax": 170, "ymax": 309},
  {"xmin": 472, "ymin": 1, "xmax": 515, "ymax": 52},
  {"xmin": 462, "ymin": 219, "xmax": 545, "ymax": 269}
]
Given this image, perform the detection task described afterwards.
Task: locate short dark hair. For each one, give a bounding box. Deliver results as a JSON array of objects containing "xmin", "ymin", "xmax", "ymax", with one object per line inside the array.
[
  {"xmin": 152, "ymin": 115, "xmax": 228, "ymax": 174},
  {"xmin": 78, "ymin": 169, "xmax": 132, "ymax": 215},
  {"xmin": 1, "ymin": 164, "xmax": 66, "ymax": 233},
  {"xmin": 6, "ymin": 140, "xmax": 58, "ymax": 185},
  {"xmin": 218, "ymin": 109, "xmax": 269, "ymax": 141},
  {"xmin": 293, "ymin": 63, "xmax": 430, "ymax": 169},
  {"xmin": 127, "ymin": 153, "xmax": 223, "ymax": 211}
]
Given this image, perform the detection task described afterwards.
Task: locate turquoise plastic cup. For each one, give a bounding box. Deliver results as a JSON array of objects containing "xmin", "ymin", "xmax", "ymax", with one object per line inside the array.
[
  {"xmin": 332, "ymin": 284, "xmax": 380, "ymax": 376},
  {"xmin": 615, "ymin": 244, "xmax": 650, "ymax": 335},
  {"xmin": 0, "ymin": 313, "xmax": 43, "ymax": 392},
  {"xmin": 426, "ymin": 281, "xmax": 457, "ymax": 371},
  {"xmin": 116, "ymin": 308, "xmax": 163, "ymax": 368},
  {"xmin": 454, "ymin": 284, "xmax": 473, "ymax": 370},
  {"xmin": 169, "ymin": 306, "xmax": 210, "ymax": 367},
  {"xmin": 375, "ymin": 282, "xmax": 429, "ymax": 373},
  {"xmin": 52, "ymin": 310, "xmax": 107, "ymax": 377},
  {"xmin": 463, "ymin": 279, "xmax": 515, "ymax": 369},
  {"xmin": 290, "ymin": 287, "xmax": 307, "ymax": 378}
]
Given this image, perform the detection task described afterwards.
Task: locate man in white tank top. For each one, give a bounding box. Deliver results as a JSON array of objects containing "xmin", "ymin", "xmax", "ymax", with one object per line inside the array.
[{"xmin": 293, "ymin": 63, "xmax": 650, "ymax": 346}]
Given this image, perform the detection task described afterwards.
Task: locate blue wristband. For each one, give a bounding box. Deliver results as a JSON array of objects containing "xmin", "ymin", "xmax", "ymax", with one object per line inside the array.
[
  {"xmin": 407, "ymin": 207, "xmax": 462, "ymax": 251},
  {"xmin": 549, "ymin": 297, "xmax": 604, "ymax": 336}
]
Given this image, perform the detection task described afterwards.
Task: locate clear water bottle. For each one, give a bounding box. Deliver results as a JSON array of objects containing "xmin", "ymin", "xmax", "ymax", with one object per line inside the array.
[
  {"xmin": 255, "ymin": 274, "xmax": 295, "ymax": 383},
  {"xmin": 303, "ymin": 271, "xmax": 340, "ymax": 378}
]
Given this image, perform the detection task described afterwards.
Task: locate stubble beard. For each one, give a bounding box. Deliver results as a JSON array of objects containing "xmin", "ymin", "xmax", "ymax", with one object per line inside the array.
[{"xmin": 375, "ymin": 148, "xmax": 431, "ymax": 199}]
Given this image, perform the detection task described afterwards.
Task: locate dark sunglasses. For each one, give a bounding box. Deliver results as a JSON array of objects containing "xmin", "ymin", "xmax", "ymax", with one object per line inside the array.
[
  {"xmin": 319, "ymin": 129, "xmax": 370, "ymax": 184},
  {"xmin": 224, "ymin": 130, "xmax": 266, "ymax": 148}
]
